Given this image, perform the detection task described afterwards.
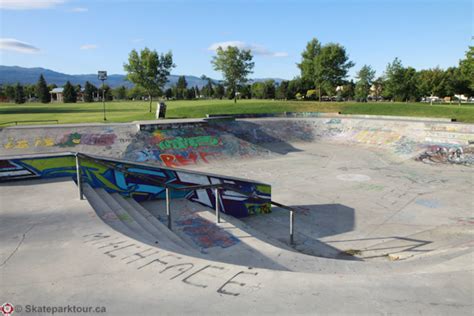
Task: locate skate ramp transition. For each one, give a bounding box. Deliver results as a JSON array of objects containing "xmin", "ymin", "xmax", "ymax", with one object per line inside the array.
[{"xmin": 1, "ymin": 113, "xmax": 473, "ymax": 167}]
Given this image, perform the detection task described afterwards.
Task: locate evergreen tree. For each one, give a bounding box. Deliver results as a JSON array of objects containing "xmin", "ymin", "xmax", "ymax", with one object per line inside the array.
[
  {"xmin": 263, "ymin": 80, "xmax": 276, "ymax": 99},
  {"xmin": 14, "ymin": 83, "xmax": 26, "ymax": 104},
  {"xmin": 185, "ymin": 88, "xmax": 195, "ymax": 99},
  {"xmin": 164, "ymin": 88, "xmax": 173, "ymax": 99},
  {"xmin": 176, "ymin": 76, "xmax": 187, "ymax": 99},
  {"xmin": 5, "ymin": 85, "xmax": 16, "ymax": 102},
  {"xmin": 276, "ymin": 81, "xmax": 289, "ymax": 100},
  {"xmin": 214, "ymin": 84, "xmax": 225, "ymax": 99},
  {"xmin": 36, "ymin": 74, "xmax": 51, "ymax": 103},
  {"xmin": 63, "ymin": 81, "xmax": 77, "ymax": 103},
  {"xmin": 83, "ymin": 81, "xmax": 97, "ymax": 102}
]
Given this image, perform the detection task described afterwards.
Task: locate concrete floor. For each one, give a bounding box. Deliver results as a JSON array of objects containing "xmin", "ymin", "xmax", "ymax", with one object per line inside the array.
[
  {"xmin": 1, "ymin": 138, "xmax": 473, "ymax": 314},
  {"xmin": 192, "ymin": 141, "xmax": 473, "ymax": 262}
]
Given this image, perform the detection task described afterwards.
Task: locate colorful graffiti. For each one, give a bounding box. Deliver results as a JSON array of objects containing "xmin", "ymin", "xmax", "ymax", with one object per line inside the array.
[
  {"xmin": 2, "ymin": 133, "xmax": 117, "ymax": 149},
  {"xmin": 416, "ymin": 145, "xmax": 474, "ymax": 165},
  {"xmin": 160, "ymin": 152, "xmax": 218, "ymax": 168},
  {"xmin": 57, "ymin": 133, "xmax": 117, "ymax": 147},
  {"xmin": 175, "ymin": 217, "xmax": 239, "ymax": 249},
  {"xmin": 123, "ymin": 123, "xmax": 269, "ymax": 168},
  {"xmin": 158, "ymin": 136, "xmax": 220, "ymax": 150},
  {"xmin": 0, "ymin": 154, "xmax": 271, "ymax": 218}
]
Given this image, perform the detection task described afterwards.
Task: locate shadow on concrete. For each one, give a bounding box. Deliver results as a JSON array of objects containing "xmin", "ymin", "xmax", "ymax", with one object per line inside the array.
[
  {"xmin": 211, "ymin": 120, "xmax": 309, "ymax": 155},
  {"xmin": 238, "ymin": 203, "xmax": 361, "ymax": 261},
  {"xmin": 326, "ymin": 236, "xmax": 433, "ymax": 260}
]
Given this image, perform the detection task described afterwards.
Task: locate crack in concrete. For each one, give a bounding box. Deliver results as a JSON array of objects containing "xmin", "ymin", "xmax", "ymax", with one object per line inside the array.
[{"xmin": 0, "ymin": 224, "xmax": 36, "ymax": 268}]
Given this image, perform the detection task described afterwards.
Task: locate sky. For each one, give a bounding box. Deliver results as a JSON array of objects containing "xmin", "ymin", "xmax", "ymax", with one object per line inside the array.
[{"xmin": 0, "ymin": 0, "xmax": 472, "ymax": 80}]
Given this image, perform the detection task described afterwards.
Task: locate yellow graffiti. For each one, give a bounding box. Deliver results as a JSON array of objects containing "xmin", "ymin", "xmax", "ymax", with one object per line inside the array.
[
  {"xmin": 34, "ymin": 137, "xmax": 55, "ymax": 147},
  {"xmin": 4, "ymin": 137, "xmax": 56, "ymax": 149},
  {"xmin": 3, "ymin": 138, "xmax": 29, "ymax": 149}
]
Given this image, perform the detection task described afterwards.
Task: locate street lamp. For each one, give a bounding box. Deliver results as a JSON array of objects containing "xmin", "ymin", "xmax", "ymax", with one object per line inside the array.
[{"xmin": 98, "ymin": 70, "xmax": 107, "ymax": 121}]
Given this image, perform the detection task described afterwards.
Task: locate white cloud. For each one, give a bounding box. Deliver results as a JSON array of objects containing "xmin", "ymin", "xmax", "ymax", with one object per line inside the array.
[
  {"xmin": 0, "ymin": 38, "xmax": 40, "ymax": 53},
  {"xmin": 0, "ymin": 0, "xmax": 66, "ymax": 10},
  {"xmin": 70, "ymin": 7, "xmax": 87, "ymax": 12},
  {"xmin": 208, "ymin": 41, "xmax": 288, "ymax": 58},
  {"xmin": 131, "ymin": 38, "xmax": 144, "ymax": 43},
  {"xmin": 80, "ymin": 44, "xmax": 97, "ymax": 50}
]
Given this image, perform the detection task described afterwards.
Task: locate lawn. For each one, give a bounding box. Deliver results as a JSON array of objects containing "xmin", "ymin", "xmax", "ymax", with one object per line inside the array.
[{"xmin": 0, "ymin": 99, "xmax": 473, "ymax": 126}]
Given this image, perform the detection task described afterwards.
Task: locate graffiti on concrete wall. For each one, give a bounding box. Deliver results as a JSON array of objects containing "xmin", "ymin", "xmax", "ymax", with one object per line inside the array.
[
  {"xmin": 416, "ymin": 145, "xmax": 474, "ymax": 165},
  {"xmin": 57, "ymin": 133, "xmax": 117, "ymax": 147},
  {"xmin": 2, "ymin": 133, "xmax": 117, "ymax": 149},
  {"xmin": 123, "ymin": 124, "xmax": 271, "ymax": 168},
  {"xmin": 0, "ymin": 154, "xmax": 272, "ymax": 218},
  {"xmin": 3, "ymin": 137, "xmax": 55, "ymax": 149}
]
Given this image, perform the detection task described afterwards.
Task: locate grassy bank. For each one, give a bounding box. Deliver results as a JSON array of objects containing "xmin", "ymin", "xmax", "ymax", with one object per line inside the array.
[{"xmin": 0, "ymin": 99, "xmax": 473, "ymax": 126}]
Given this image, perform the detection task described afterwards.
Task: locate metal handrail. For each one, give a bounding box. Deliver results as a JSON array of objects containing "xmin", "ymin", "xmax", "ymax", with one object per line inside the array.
[
  {"xmin": 76, "ymin": 152, "xmax": 295, "ymax": 244},
  {"xmin": 0, "ymin": 119, "xmax": 59, "ymax": 126}
]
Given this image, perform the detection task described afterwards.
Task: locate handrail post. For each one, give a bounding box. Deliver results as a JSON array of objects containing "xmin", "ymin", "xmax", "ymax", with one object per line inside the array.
[
  {"xmin": 215, "ymin": 188, "xmax": 220, "ymax": 224},
  {"xmin": 166, "ymin": 187, "xmax": 171, "ymax": 230},
  {"xmin": 75, "ymin": 154, "xmax": 83, "ymax": 200},
  {"xmin": 290, "ymin": 209, "xmax": 295, "ymax": 245}
]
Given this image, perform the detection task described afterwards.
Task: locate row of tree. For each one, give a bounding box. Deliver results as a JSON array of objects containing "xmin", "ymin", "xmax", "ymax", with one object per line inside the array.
[{"xmin": 2, "ymin": 41, "xmax": 472, "ymax": 105}]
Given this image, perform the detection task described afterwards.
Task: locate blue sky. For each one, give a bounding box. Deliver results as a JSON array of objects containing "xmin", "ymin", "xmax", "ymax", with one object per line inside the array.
[{"xmin": 0, "ymin": 0, "xmax": 472, "ymax": 80}]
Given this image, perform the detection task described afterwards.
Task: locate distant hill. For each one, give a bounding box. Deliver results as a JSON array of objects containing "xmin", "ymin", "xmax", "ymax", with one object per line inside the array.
[{"xmin": 0, "ymin": 66, "xmax": 285, "ymax": 88}]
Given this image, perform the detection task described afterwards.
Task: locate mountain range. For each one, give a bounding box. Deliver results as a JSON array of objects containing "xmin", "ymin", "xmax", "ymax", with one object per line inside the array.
[{"xmin": 0, "ymin": 66, "xmax": 285, "ymax": 89}]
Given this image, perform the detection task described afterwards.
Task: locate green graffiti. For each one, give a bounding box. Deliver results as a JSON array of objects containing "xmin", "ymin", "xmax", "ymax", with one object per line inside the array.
[
  {"xmin": 57, "ymin": 132, "xmax": 82, "ymax": 147},
  {"xmin": 158, "ymin": 136, "xmax": 220, "ymax": 150},
  {"xmin": 256, "ymin": 184, "xmax": 272, "ymax": 194},
  {"xmin": 245, "ymin": 202, "xmax": 272, "ymax": 215}
]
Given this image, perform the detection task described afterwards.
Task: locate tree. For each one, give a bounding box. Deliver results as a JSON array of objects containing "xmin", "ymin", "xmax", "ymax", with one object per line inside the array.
[
  {"xmin": 124, "ymin": 47, "xmax": 175, "ymax": 112},
  {"xmin": 185, "ymin": 88, "xmax": 195, "ymax": 99},
  {"xmin": 354, "ymin": 65, "xmax": 375, "ymax": 102},
  {"xmin": 99, "ymin": 84, "xmax": 113, "ymax": 101},
  {"xmin": 175, "ymin": 76, "xmax": 187, "ymax": 99},
  {"xmin": 416, "ymin": 68, "xmax": 446, "ymax": 97},
  {"xmin": 458, "ymin": 46, "xmax": 474, "ymax": 96},
  {"xmin": 36, "ymin": 74, "xmax": 51, "ymax": 103},
  {"xmin": 211, "ymin": 46, "xmax": 254, "ymax": 103},
  {"xmin": 239, "ymin": 84, "xmax": 252, "ymax": 99},
  {"xmin": 383, "ymin": 58, "xmax": 406, "ymax": 101},
  {"xmin": 214, "ymin": 84, "xmax": 225, "ymax": 99},
  {"xmin": 83, "ymin": 81, "xmax": 97, "ymax": 102},
  {"xmin": 127, "ymin": 85, "xmax": 147, "ymax": 100},
  {"xmin": 263, "ymin": 80, "xmax": 276, "ymax": 99},
  {"xmin": 297, "ymin": 38, "xmax": 321, "ymax": 85},
  {"xmin": 164, "ymin": 88, "xmax": 173, "ymax": 99},
  {"xmin": 251, "ymin": 82, "xmax": 265, "ymax": 99},
  {"xmin": 314, "ymin": 43, "xmax": 354, "ymax": 101},
  {"xmin": 63, "ymin": 81, "xmax": 77, "ymax": 103},
  {"xmin": 371, "ymin": 77, "xmax": 384, "ymax": 101},
  {"xmin": 14, "ymin": 83, "xmax": 25, "ymax": 104},
  {"xmin": 200, "ymin": 75, "xmax": 214, "ymax": 98},
  {"xmin": 113, "ymin": 85, "xmax": 128, "ymax": 100},
  {"xmin": 298, "ymin": 38, "xmax": 354, "ymax": 101},
  {"xmin": 275, "ymin": 81, "xmax": 288, "ymax": 100},
  {"xmin": 5, "ymin": 85, "xmax": 15, "ymax": 102}
]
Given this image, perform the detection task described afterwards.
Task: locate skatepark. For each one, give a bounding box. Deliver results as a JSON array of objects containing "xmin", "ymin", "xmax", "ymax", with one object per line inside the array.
[{"xmin": 1, "ymin": 113, "xmax": 473, "ymax": 314}]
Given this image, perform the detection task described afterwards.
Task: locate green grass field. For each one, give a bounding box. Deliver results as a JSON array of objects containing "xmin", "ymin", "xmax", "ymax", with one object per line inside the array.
[{"xmin": 0, "ymin": 99, "xmax": 473, "ymax": 126}]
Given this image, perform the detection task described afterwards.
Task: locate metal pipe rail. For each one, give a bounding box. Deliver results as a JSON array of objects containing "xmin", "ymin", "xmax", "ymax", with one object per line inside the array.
[{"xmin": 76, "ymin": 152, "xmax": 295, "ymax": 244}]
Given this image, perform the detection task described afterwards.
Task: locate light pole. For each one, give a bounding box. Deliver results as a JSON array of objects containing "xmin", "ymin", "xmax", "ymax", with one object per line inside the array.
[{"xmin": 98, "ymin": 70, "xmax": 107, "ymax": 121}]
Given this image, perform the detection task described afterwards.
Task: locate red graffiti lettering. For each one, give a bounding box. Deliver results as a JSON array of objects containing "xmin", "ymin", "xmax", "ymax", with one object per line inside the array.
[{"xmin": 159, "ymin": 152, "xmax": 218, "ymax": 168}]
